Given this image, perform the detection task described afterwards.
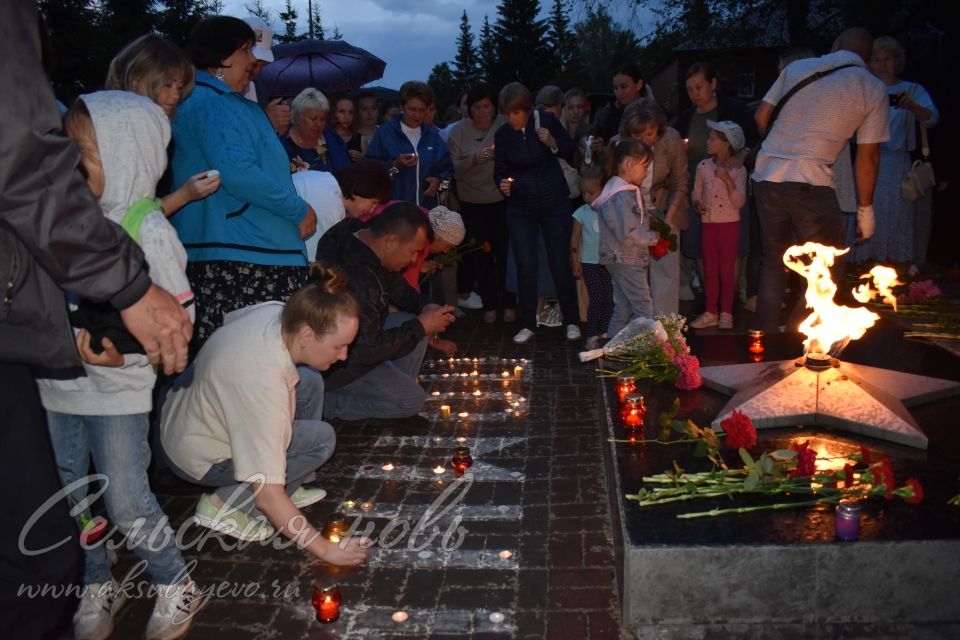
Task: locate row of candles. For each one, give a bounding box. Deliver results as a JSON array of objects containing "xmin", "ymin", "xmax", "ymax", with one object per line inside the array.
[{"xmin": 422, "ymin": 365, "xmax": 525, "ymax": 381}]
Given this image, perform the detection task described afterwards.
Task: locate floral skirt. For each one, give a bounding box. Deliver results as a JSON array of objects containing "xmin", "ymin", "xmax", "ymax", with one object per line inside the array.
[{"xmin": 186, "ymin": 261, "xmax": 306, "ymax": 351}]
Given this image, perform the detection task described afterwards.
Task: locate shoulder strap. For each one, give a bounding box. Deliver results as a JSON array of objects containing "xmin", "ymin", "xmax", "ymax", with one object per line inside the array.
[
  {"xmin": 766, "ymin": 63, "xmax": 858, "ymax": 135},
  {"xmin": 121, "ymin": 197, "xmax": 162, "ymax": 244}
]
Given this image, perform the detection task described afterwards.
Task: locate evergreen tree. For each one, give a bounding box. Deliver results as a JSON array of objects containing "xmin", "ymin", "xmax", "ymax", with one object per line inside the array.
[
  {"xmin": 308, "ymin": 1, "xmax": 325, "ymax": 40},
  {"xmin": 452, "ymin": 11, "xmax": 480, "ymax": 88},
  {"xmin": 156, "ymin": 0, "xmax": 216, "ymax": 47},
  {"xmin": 244, "ymin": 0, "xmax": 271, "ymax": 26},
  {"xmin": 547, "ymin": 0, "xmax": 575, "ymax": 73},
  {"xmin": 276, "ymin": 0, "xmax": 301, "ymax": 43},
  {"xmin": 491, "ymin": 0, "xmax": 550, "ymax": 89},
  {"xmin": 331, "ymin": 25, "xmax": 343, "ymax": 40},
  {"xmin": 574, "ymin": 5, "xmax": 643, "ymax": 92},
  {"xmin": 478, "ymin": 15, "xmax": 497, "ymax": 83},
  {"xmin": 428, "ymin": 62, "xmax": 459, "ymax": 113}
]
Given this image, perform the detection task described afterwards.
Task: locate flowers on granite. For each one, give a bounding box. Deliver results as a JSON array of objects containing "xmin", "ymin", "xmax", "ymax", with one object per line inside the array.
[
  {"xmin": 624, "ymin": 411, "xmax": 926, "ymax": 519},
  {"xmin": 898, "ymin": 279, "xmax": 942, "ymax": 304},
  {"xmin": 593, "ymin": 314, "xmax": 702, "ymax": 391}
]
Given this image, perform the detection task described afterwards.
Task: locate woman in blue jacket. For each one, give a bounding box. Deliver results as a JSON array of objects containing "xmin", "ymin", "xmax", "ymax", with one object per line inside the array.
[
  {"xmin": 493, "ymin": 82, "xmax": 581, "ymax": 344},
  {"xmin": 366, "ymin": 81, "xmax": 452, "ymax": 209},
  {"xmin": 171, "ymin": 17, "xmax": 317, "ymax": 348}
]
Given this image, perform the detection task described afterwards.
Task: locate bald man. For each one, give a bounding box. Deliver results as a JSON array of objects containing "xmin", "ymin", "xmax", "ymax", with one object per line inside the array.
[{"xmin": 752, "ymin": 28, "xmax": 890, "ymax": 332}]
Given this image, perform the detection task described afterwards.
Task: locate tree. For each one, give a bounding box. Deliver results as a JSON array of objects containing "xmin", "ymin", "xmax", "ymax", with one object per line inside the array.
[
  {"xmin": 428, "ymin": 62, "xmax": 459, "ymax": 113},
  {"xmin": 308, "ymin": 0, "xmax": 325, "ymax": 40},
  {"xmin": 478, "ymin": 16, "xmax": 497, "ymax": 83},
  {"xmin": 452, "ymin": 11, "xmax": 480, "ymax": 89},
  {"xmin": 331, "ymin": 25, "xmax": 343, "ymax": 40},
  {"xmin": 574, "ymin": 5, "xmax": 643, "ymax": 92},
  {"xmin": 276, "ymin": 0, "xmax": 302, "ymax": 43},
  {"xmin": 156, "ymin": 0, "xmax": 216, "ymax": 47},
  {"xmin": 547, "ymin": 0, "xmax": 575, "ymax": 74},
  {"xmin": 244, "ymin": 0, "xmax": 271, "ymax": 26},
  {"xmin": 491, "ymin": 0, "xmax": 551, "ymax": 89}
]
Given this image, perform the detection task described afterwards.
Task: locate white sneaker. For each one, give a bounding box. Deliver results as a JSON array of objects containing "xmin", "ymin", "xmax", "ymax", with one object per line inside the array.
[
  {"xmin": 537, "ymin": 303, "xmax": 562, "ymax": 328},
  {"xmin": 565, "ymin": 324, "xmax": 581, "ymax": 340},
  {"xmin": 145, "ymin": 576, "xmax": 205, "ymax": 640},
  {"xmin": 192, "ymin": 494, "xmax": 275, "ymax": 542},
  {"xmin": 74, "ymin": 579, "xmax": 127, "ymax": 640},
  {"xmin": 513, "ymin": 328, "xmax": 535, "ymax": 344},
  {"xmin": 458, "ymin": 291, "xmax": 483, "ymax": 309},
  {"xmin": 290, "ymin": 486, "xmax": 327, "ymax": 508}
]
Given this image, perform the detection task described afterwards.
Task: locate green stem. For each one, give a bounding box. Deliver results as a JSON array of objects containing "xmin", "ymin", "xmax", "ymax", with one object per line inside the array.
[
  {"xmin": 676, "ymin": 495, "xmax": 841, "ymax": 519},
  {"xmin": 608, "ymin": 436, "xmax": 699, "ymax": 446}
]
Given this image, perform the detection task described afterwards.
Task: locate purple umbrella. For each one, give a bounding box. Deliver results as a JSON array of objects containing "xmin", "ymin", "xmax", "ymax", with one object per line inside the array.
[{"xmin": 258, "ymin": 39, "xmax": 386, "ymax": 98}]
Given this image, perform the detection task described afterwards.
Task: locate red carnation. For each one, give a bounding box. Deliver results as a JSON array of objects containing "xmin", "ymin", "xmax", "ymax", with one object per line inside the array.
[
  {"xmin": 859, "ymin": 445, "xmax": 874, "ymax": 465},
  {"xmin": 79, "ymin": 516, "xmax": 108, "ymax": 546},
  {"xmin": 650, "ymin": 238, "xmax": 671, "ymax": 259},
  {"xmin": 872, "ymin": 458, "xmax": 896, "ymax": 498},
  {"xmin": 789, "ymin": 440, "xmax": 817, "ymax": 478},
  {"xmin": 720, "ymin": 409, "xmax": 757, "ymax": 450},
  {"xmin": 902, "ymin": 477, "xmax": 924, "ymax": 504},
  {"xmin": 843, "ymin": 463, "xmax": 856, "ymax": 486}
]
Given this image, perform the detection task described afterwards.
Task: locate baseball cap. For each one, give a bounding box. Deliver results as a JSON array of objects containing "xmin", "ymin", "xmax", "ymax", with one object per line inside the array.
[
  {"xmin": 243, "ymin": 17, "xmax": 274, "ymax": 63},
  {"xmin": 706, "ymin": 120, "xmax": 745, "ymax": 152}
]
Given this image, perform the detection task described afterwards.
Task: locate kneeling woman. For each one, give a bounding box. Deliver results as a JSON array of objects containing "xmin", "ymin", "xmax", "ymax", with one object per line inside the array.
[{"xmin": 158, "ymin": 266, "xmax": 368, "ymax": 565}]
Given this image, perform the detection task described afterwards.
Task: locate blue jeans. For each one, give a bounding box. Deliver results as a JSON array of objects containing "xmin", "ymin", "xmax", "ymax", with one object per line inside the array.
[
  {"xmin": 754, "ymin": 181, "xmax": 843, "ymax": 332},
  {"xmin": 507, "ymin": 199, "xmax": 580, "ymax": 331},
  {"xmin": 46, "ymin": 412, "xmax": 186, "ymax": 585},
  {"xmin": 323, "ymin": 311, "xmax": 428, "ymax": 420},
  {"xmin": 160, "ymin": 365, "xmax": 336, "ymax": 514},
  {"xmin": 606, "ymin": 262, "xmax": 653, "ymax": 337}
]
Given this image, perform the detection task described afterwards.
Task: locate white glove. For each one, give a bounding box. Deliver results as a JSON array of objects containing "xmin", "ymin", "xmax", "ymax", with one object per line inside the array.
[{"xmin": 857, "ymin": 205, "xmax": 875, "ymax": 240}]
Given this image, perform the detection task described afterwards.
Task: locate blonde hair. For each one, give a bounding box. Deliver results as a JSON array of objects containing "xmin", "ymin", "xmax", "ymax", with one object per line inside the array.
[
  {"xmin": 106, "ymin": 34, "xmax": 195, "ymax": 111},
  {"xmin": 872, "ymin": 36, "xmax": 905, "ymax": 75},
  {"xmin": 282, "ymin": 265, "xmax": 359, "ymax": 338},
  {"xmin": 291, "ymin": 87, "xmax": 331, "ymax": 122}
]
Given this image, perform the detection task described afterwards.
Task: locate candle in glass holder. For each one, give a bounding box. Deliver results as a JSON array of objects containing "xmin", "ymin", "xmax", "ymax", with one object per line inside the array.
[
  {"xmin": 620, "ymin": 393, "xmax": 646, "ymax": 429},
  {"xmin": 312, "ymin": 581, "xmax": 342, "ymax": 623},
  {"xmin": 439, "ymin": 405, "xmax": 451, "ymax": 419},
  {"xmin": 451, "ymin": 446, "xmax": 473, "ymax": 475},
  {"xmin": 615, "ymin": 373, "xmax": 637, "ymax": 403},
  {"xmin": 748, "ymin": 329, "xmax": 765, "ymax": 355},
  {"xmin": 321, "ymin": 513, "xmax": 349, "ymax": 543},
  {"xmin": 514, "ymin": 365, "xmax": 523, "ymax": 378},
  {"xmin": 835, "ymin": 498, "xmax": 862, "ymax": 541}
]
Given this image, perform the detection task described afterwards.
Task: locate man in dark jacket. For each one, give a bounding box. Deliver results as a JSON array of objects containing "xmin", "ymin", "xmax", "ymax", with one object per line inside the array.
[
  {"xmin": 0, "ymin": 2, "xmax": 193, "ymax": 634},
  {"xmin": 315, "ymin": 203, "xmax": 456, "ymax": 421}
]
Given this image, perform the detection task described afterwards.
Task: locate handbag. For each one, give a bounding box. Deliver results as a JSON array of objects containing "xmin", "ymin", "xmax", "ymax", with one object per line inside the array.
[
  {"xmin": 534, "ymin": 110, "xmax": 580, "ymax": 198},
  {"xmin": 901, "ymin": 114, "xmax": 935, "ymax": 202},
  {"xmin": 744, "ymin": 63, "xmax": 857, "ymax": 171}
]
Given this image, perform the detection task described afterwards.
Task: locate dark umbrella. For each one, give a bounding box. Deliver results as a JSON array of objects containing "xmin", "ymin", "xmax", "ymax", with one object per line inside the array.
[{"xmin": 258, "ymin": 39, "xmax": 386, "ymax": 99}]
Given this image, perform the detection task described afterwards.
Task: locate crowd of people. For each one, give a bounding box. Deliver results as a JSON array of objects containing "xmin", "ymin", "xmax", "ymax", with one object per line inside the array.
[{"xmin": 0, "ymin": 3, "xmax": 943, "ymax": 637}]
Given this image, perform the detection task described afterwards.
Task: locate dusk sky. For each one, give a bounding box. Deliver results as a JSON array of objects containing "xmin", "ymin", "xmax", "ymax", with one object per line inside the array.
[{"xmin": 222, "ymin": 0, "xmax": 657, "ymax": 89}]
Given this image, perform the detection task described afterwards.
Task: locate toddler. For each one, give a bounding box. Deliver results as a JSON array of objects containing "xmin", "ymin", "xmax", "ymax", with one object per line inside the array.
[
  {"xmin": 690, "ymin": 120, "xmax": 747, "ymax": 330},
  {"xmin": 571, "ymin": 165, "xmax": 614, "ymax": 349}
]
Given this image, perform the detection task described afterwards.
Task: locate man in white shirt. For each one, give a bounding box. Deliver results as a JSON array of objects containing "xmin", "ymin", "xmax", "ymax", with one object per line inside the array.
[{"xmin": 752, "ymin": 27, "xmax": 890, "ymax": 332}]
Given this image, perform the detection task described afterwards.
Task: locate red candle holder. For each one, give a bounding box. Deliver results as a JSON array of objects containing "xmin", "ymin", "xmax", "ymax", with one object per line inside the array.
[
  {"xmin": 748, "ymin": 329, "xmax": 765, "ymax": 355},
  {"xmin": 451, "ymin": 446, "xmax": 473, "ymax": 475},
  {"xmin": 615, "ymin": 373, "xmax": 637, "ymax": 404},
  {"xmin": 312, "ymin": 581, "xmax": 342, "ymax": 623},
  {"xmin": 620, "ymin": 393, "xmax": 646, "ymax": 430}
]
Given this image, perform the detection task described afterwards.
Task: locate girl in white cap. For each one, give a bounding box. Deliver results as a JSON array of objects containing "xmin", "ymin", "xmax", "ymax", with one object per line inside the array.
[{"xmin": 689, "ymin": 120, "xmax": 747, "ymax": 330}]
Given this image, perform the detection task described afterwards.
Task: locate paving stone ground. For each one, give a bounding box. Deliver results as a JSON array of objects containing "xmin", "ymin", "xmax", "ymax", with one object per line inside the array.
[{"xmin": 104, "ymin": 310, "xmax": 625, "ymax": 640}]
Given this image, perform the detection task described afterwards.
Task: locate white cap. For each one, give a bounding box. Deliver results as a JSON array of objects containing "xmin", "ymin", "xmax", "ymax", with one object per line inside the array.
[
  {"xmin": 428, "ymin": 206, "xmax": 465, "ymax": 246},
  {"xmin": 243, "ymin": 17, "xmax": 274, "ymax": 63},
  {"xmin": 706, "ymin": 120, "xmax": 746, "ymax": 152}
]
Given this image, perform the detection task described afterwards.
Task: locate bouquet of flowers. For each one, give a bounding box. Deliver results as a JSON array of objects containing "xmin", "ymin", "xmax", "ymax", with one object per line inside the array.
[
  {"xmin": 420, "ymin": 238, "xmax": 492, "ymax": 285},
  {"xmin": 618, "ymin": 407, "xmax": 924, "ymax": 519},
  {"xmin": 583, "ymin": 314, "xmax": 701, "ymax": 390},
  {"xmin": 648, "ymin": 216, "xmax": 678, "ymax": 260}
]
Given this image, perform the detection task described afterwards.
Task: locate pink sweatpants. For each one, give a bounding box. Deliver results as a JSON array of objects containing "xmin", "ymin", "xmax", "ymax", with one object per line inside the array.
[{"xmin": 701, "ymin": 221, "xmax": 740, "ymax": 315}]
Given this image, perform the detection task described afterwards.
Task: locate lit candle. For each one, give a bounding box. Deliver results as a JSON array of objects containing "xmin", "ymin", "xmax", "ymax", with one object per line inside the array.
[
  {"xmin": 391, "ymin": 611, "xmax": 409, "ymax": 623},
  {"xmin": 498, "ymin": 550, "xmax": 513, "ymax": 560},
  {"xmin": 458, "ymin": 411, "xmax": 469, "ymax": 418},
  {"xmin": 470, "ymin": 370, "xmax": 479, "ymax": 377},
  {"xmin": 514, "ymin": 365, "xmax": 523, "ymax": 378},
  {"xmin": 835, "ymin": 498, "xmax": 862, "ymax": 541},
  {"xmin": 489, "ymin": 612, "xmax": 505, "ymax": 624},
  {"xmin": 321, "ymin": 513, "xmax": 349, "ymax": 543},
  {"xmin": 341, "ymin": 500, "xmax": 356, "ymax": 510},
  {"xmin": 504, "ymin": 391, "xmax": 513, "ymax": 397},
  {"xmin": 501, "ymin": 370, "xmax": 510, "ymax": 378},
  {"xmin": 312, "ymin": 581, "xmax": 341, "ymax": 623},
  {"xmin": 439, "ymin": 405, "xmax": 451, "ymax": 419},
  {"xmin": 433, "ymin": 465, "xmax": 445, "ymax": 475},
  {"xmin": 360, "ymin": 502, "xmax": 374, "ymax": 511},
  {"xmin": 620, "ymin": 393, "xmax": 646, "ymax": 429},
  {"xmin": 451, "ymin": 446, "xmax": 473, "ymax": 475},
  {"xmin": 381, "ymin": 463, "xmax": 394, "ymax": 471},
  {"xmin": 615, "ymin": 373, "xmax": 637, "ymax": 404},
  {"xmin": 748, "ymin": 329, "xmax": 765, "ymax": 355},
  {"xmin": 473, "ymin": 390, "xmax": 482, "ymax": 396},
  {"xmin": 431, "ymin": 390, "xmax": 440, "ymax": 396}
]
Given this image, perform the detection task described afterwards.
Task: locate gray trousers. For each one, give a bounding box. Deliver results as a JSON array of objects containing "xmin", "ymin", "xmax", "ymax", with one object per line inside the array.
[{"xmin": 323, "ymin": 312, "xmax": 429, "ymax": 421}]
